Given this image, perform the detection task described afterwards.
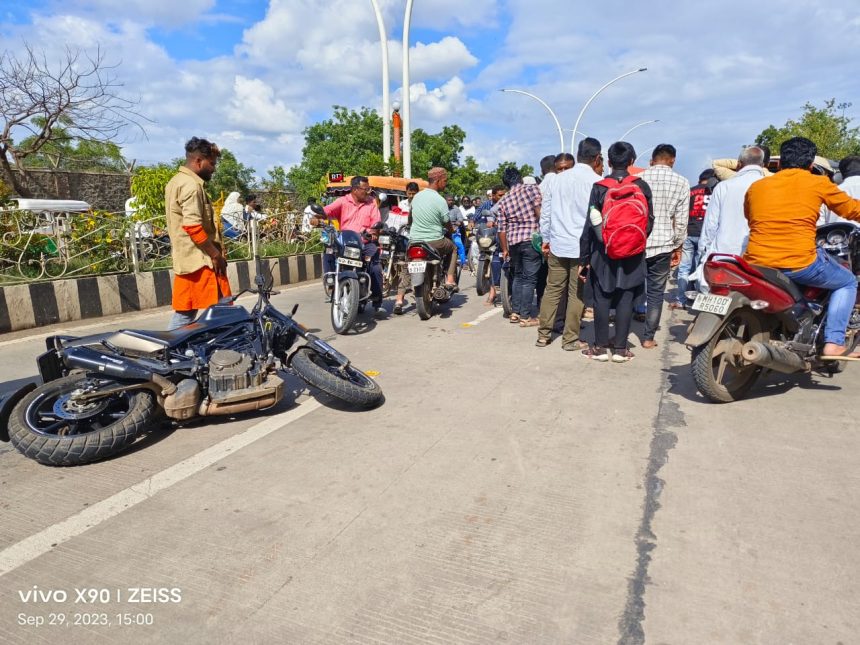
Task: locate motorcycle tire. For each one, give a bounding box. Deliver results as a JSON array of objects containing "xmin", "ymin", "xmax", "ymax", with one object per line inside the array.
[
  {"xmin": 414, "ymin": 272, "xmax": 435, "ymax": 321},
  {"xmin": 691, "ymin": 308, "xmax": 764, "ymax": 403},
  {"xmin": 8, "ymin": 373, "xmax": 155, "ymax": 466},
  {"xmin": 291, "ymin": 348, "xmax": 384, "ymax": 409},
  {"xmin": 500, "ymin": 266, "xmax": 513, "ymax": 318},
  {"xmin": 475, "ymin": 257, "xmax": 490, "ymax": 296},
  {"xmin": 331, "ymin": 277, "xmax": 360, "ymax": 334}
]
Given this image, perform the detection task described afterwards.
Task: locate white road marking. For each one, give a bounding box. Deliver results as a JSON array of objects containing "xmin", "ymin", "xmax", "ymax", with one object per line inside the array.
[
  {"xmin": 461, "ymin": 307, "xmax": 503, "ymax": 328},
  {"xmin": 0, "ymin": 281, "xmax": 318, "ymax": 348},
  {"xmin": 0, "ymin": 398, "xmax": 322, "ymax": 578}
]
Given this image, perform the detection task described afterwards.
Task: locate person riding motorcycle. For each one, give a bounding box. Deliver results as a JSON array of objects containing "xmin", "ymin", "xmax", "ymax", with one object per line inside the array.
[
  {"xmin": 409, "ymin": 167, "xmax": 458, "ymax": 290},
  {"xmin": 744, "ymin": 137, "xmax": 860, "ymax": 359},
  {"xmin": 312, "ymin": 175, "xmax": 384, "ymax": 311}
]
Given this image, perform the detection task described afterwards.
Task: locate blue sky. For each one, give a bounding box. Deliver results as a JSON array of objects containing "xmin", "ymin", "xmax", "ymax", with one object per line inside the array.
[{"xmin": 3, "ymin": 1, "xmax": 859, "ymax": 185}]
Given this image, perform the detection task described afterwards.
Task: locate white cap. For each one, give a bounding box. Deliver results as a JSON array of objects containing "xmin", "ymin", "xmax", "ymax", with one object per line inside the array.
[{"xmin": 522, "ymin": 176, "xmax": 537, "ymax": 185}]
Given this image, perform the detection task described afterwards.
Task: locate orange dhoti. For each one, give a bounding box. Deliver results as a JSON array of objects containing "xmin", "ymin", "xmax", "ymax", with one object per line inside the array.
[{"xmin": 172, "ymin": 266, "xmax": 232, "ymax": 311}]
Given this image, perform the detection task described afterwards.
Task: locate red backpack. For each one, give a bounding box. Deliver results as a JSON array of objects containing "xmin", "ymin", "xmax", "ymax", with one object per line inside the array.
[{"xmin": 598, "ymin": 176, "xmax": 649, "ymax": 260}]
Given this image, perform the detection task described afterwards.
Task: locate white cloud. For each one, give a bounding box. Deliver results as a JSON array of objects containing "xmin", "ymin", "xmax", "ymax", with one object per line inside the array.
[
  {"xmin": 225, "ymin": 76, "xmax": 304, "ymax": 134},
  {"xmin": 35, "ymin": 0, "xmax": 216, "ymax": 27}
]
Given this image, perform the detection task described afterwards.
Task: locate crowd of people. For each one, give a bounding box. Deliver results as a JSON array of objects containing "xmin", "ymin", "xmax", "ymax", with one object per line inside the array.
[{"xmin": 164, "ymin": 135, "xmax": 860, "ymax": 361}]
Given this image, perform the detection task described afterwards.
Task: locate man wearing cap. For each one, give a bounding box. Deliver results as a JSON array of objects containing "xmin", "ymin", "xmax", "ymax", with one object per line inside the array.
[{"xmin": 673, "ymin": 168, "xmax": 717, "ymax": 307}]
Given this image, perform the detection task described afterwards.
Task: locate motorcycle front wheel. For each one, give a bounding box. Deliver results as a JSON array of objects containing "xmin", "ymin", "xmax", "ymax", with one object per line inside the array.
[
  {"xmin": 475, "ymin": 256, "xmax": 490, "ymax": 296},
  {"xmin": 331, "ymin": 277, "xmax": 360, "ymax": 334},
  {"xmin": 8, "ymin": 373, "xmax": 155, "ymax": 466},
  {"xmin": 291, "ymin": 348, "xmax": 384, "ymax": 409},
  {"xmin": 691, "ymin": 308, "xmax": 764, "ymax": 403},
  {"xmin": 500, "ymin": 265, "xmax": 513, "ymax": 317}
]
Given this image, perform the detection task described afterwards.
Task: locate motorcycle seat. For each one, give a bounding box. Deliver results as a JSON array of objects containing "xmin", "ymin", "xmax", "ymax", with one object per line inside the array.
[{"xmin": 749, "ymin": 264, "xmax": 806, "ymax": 302}]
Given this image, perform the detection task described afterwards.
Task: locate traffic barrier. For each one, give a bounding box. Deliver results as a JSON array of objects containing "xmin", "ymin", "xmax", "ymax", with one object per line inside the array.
[{"xmin": 0, "ymin": 253, "xmax": 323, "ymax": 334}]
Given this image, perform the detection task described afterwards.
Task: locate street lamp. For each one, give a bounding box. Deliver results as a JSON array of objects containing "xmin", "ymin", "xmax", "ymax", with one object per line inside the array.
[
  {"xmin": 618, "ymin": 119, "xmax": 660, "ymax": 143},
  {"xmin": 500, "ymin": 89, "xmax": 565, "ymax": 153},
  {"xmin": 369, "ymin": 0, "xmax": 391, "ymax": 164},
  {"xmin": 570, "ymin": 67, "xmax": 647, "ymax": 152},
  {"xmin": 402, "ymin": 0, "xmax": 415, "ymax": 178}
]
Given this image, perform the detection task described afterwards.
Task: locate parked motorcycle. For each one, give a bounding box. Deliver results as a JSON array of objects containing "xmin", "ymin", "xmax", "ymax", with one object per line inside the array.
[
  {"xmin": 317, "ymin": 208, "xmax": 374, "ymax": 334},
  {"xmin": 0, "ymin": 258, "xmax": 384, "ymax": 466},
  {"xmin": 685, "ymin": 222, "xmax": 860, "ymax": 402},
  {"xmin": 474, "ymin": 228, "xmax": 498, "ymax": 296},
  {"xmin": 379, "ymin": 225, "xmax": 409, "ymax": 296},
  {"xmin": 406, "ymin": 242, "xmax": 459, "ymax": 320}
]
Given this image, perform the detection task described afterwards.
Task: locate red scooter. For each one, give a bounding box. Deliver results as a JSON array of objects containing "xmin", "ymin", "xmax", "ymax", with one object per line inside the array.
[{"xmin": 685, "ymin": 222, "xmax": 860, "ymax": 402}]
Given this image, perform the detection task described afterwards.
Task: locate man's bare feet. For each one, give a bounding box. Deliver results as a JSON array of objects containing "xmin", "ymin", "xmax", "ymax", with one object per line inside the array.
[
  {"xmin": 641, "ymin": 339, "xmax": 658, "ymax": 349},
  {"xmin": 821, "ymin": 342, "xmax": 860, "ymax": 359}
]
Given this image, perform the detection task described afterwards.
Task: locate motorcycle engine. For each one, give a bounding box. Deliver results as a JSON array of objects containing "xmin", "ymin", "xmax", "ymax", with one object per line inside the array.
[{"xmin": 208, "ymin": 349, "xmax": 264, "ymax": 395}]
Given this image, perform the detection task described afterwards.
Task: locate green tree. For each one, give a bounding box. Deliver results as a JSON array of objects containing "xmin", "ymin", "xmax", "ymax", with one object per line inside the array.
[
  {"xmin": 755, "ymin": 99, "xmax": 860, "ymax": 160},
  {"xmin": 480, "ymin": 161, "xmax": 535, "ymax": 189},
  {"xmin": 18, "ymin": 119, "xmax": 127, "ymax": 171},
  {"xmin": 410, "ymin": 125, "xmax": 466, "ymax": 178},
  {"xmin": 448, "ymin": 155, "xmax": 483, "ymax": 196},
  {"xmin": 207, "ymin": 148, "xmax": 255, "ymax": 201},
  {"xmin": 129, "ymin": 162, "xmax": 180, "ymax": 224},
  {"xmin": 260, "ymin": 165, "xmax": 294, "ymax": 213}
]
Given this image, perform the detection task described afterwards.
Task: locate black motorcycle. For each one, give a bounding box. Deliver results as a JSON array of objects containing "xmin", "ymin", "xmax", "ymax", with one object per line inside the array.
[
  {"xmin": 318, "ymin": 213, "xmax": 374, "ymax": 334},
  {"xmin": 0, "ymin": 259, "xmax": 384, "ymax": 466},
  {"xmin": 379, "ymin": 225, "xmax": 410, "ymax": 296},
  {"xmin": 406, "ymin": 241, "xmax": 460, "ymax": 320},
  {"xmin": 474, "ymin": 227, "xmax": 498, "ymax": 296}
]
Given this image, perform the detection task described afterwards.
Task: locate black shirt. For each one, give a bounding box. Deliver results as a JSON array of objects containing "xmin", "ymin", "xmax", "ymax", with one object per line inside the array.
[{"xmin": 687, "ymin": 184, "xmax": 711, "ymax": 237}]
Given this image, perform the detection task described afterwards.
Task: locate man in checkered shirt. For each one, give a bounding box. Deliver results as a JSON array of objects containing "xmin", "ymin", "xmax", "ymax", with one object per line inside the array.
[
  {"xmin": 497, "ymin": 166, "xmax": 543, "ymax": 325},
  {"xmin": 640, "ymin": 144, "xmax": 690, "ymax": 348}
]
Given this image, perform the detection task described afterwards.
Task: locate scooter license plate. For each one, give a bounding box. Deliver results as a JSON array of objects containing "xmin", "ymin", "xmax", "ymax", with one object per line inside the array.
[
  {"xmin": 691, "ymin": 293, "xmax": 732, "ymax": 315},
  {"xmin": 337, "ymin": 257, "xmax": 363, "ymax": 268},
  {"xmin": 407, "ymin": 261, "xmax": 427, "ymax": 274}
]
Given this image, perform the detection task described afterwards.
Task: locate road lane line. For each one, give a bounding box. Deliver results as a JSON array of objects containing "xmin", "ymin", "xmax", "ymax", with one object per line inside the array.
[
  {"xmin": 461, "ymin": 307, "xmax": 503, "ymax": 328},
  {"xmin": 0, "ymin": 399, "xmax": 322, "ymax": 578}
]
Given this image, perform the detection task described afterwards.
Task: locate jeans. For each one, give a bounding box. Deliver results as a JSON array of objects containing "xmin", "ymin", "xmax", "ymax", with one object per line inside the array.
[
  {"xmin": 676, "ymin": 236, "xmax": 700, "ymax": 304},
  {"xmin": 509, "ymin": 241, "xmax": 542, "ymax": 318},
  {"xmin": 644, "ymin": 252, "xmax": 672, "ymax": 341},
  {"xmin": 593, "ymin": 284, "xmax": 636, "ymax": 349},
  {"xmin": 490, "ymin": 251, "xmax": 502, "ymax": 287},
  {"xmin": 453, "ymin": 231, "xmax": 467, "ymax": 264},
  {"xmin": 537, "ymin": 253, "xmax": 584, "ymax": 346},
  {"xmin": 168, "ymin": 310, "xmax": 197, "ymax": 331},
  {"xmin": 783, "ymin": 247, "xmax": 858, "ymax": 346}
]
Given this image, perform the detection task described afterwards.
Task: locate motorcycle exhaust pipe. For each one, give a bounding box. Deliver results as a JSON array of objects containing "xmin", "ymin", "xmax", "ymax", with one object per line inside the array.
[
  {"xmin": 742, "ymin": 341, "xmax": 810, "ymax": 374},
  {"xmin": 198, "ymin": 392, "xmax": 278, "ymax": 416}
]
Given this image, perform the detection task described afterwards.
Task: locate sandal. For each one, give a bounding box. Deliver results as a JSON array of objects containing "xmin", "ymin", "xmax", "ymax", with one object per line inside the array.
[
  {"xmin": 581, "ymin": 346, "xmax": 609, "ymax": 362},
  {"xmin": 509, "ymin": 314, "xmax": 521, "ymax": 324},
  {"xmin": 519, "ymin": 318, "xmax": 539, "ymax": 328},
  {"xmin": 535, "ymin": 337, "xmax": 551, "ymax": 347},
  {"xmin": 393, "ymin": 303, "xmax": 404, "ymax": 315},
  {"xmin": 611, "ymin": 348, "xmax": 635, "ymax": 363},
  {"xmin": 562, "ymin": 340, "xmax": 589, "ymax": 351}
]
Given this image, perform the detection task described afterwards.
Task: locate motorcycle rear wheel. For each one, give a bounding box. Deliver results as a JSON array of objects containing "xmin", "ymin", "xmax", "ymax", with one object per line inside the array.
[
  {"xmin": 500, "ymin": 265, "xmax": 513, "ymax": 317},
  {"xmin": 691, "ymin": 308, "xmax": 764, "ymax": 403},
  {"xmin": 331, "ymin": 277, "xmax": 359, "ymax": 334},
  {"xmin": 291, "ymin": 348, "xmax": 384, "ymax": 409},
  {"xmin": 414, "ymin": 270, "xmax": 435, "ymax": 321},
  {"xmin": 8, "ymin": 374, "xmax": 155, "ymax": 466}
]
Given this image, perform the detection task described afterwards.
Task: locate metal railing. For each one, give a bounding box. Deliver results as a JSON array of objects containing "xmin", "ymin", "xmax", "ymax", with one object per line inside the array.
[{"xmin": 0, "ymin": 208, "xmax": 323, "ymax": 285}]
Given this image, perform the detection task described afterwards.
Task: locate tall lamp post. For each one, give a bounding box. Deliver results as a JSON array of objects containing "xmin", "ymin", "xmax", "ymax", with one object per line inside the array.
[
  {"xmin": 402, "ymin": 0, "xmax": 415, "ymax": 178},
  {"xmin": 500, "ymin": 89, "xmax": 565, "ymax": 153},
  {"xmin": 618, "ymin": 119, "xmax": 659, "ymax": 143},
  {"xmin": 570, "ymin": 67, "xmax": 647, "ymax": 152},
  {"xmin": 369, "ymin": 0, "xmax": 391, "ymax": 164}
]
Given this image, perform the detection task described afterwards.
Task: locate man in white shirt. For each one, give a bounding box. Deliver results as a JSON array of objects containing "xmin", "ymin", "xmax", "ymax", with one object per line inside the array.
[
  {"xmin": 640, "ymin": 144, "xmax": 690, "ymax": 349},
  {"xmin": 536, "ymin": 143, "xmax": 602, "ymax": 349},
  {"xmin": 827, "ymin": 156, "xmax": 860, "ymax": 224},
  {"xmin": 693, "ymin": 146, "xmax": 767, "ymax": 290},
  {"xmin": 301, "ymin": 197, "xmax": 316, "ymax": 234}
]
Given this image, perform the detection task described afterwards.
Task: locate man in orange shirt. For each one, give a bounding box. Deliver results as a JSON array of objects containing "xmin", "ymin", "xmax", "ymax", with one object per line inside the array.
[
  {"xmin": 165, "ymin": 137, "xmax": 231, "ymax": 330},
  {"xmin": 744, "ymin": 137, "xmax": 860, "ymax": 358}
]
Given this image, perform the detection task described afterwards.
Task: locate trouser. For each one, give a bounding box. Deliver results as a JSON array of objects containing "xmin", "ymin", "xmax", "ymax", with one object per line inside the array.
[
  {"xmin": 510, "ymin": 240, "xmax": 542, "ymax": 318},
  {"xmin": 592, "ymin": 282, "xmax": 636, "ymax": 349},
  {"xmin": 453, "ymin": 231, "xmax": 467, "ymax": 264},
  {"xmin": 168, "ymin": 310, "xmax": 197, "ymax": 331},
  {"xmin": 324, "ymin": 245, "xmax": 383, "ymax": 303},
  {"xmin": 537, "ymin": 253, "xmax": 585, "ymax": 345},
  {"xmin": 491, "ymin": 251, "xmax": 502, "ymax": 287},
  {"xmin": 536, "ymin": 257, "xmax": 548, "ymax": 308},
  {"xmin": 426, "ymin": 238, "xmax": 458, "ymax": 279},
  {"xmin": 676, "ymin": 236, "xmax": 700, "ymax": 304},
  {"xmin": 784, "ymin": 247, "xmax": 858, "ymax": 346},
  {"xmin": 644, "ymin": 252, "xmax": 672, "ymax": 341}
]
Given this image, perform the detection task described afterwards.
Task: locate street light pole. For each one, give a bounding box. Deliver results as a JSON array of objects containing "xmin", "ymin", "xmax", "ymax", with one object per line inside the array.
[
  {"xmin": 369, "ymin": 0, "xmax": 391, "ymax": 165},
  {"xmin": 500, "ymin": 89, "xmax": 565, "ymax": 153},
  {"xmin": 401, "ymin": 0, "xmax": 414, "ymax": 178},
  {"xmin": 618, "ymin": 119, "xmax": 659, "ymax": 143},
  {"xmin": 570, "ymin": 67, "xmax": 647, "ymax": 152}
]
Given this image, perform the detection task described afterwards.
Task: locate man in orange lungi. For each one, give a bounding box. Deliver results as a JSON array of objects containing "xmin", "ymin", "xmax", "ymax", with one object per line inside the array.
[{"xmin": 165, "ymin": 137, "xmax": 232, "ymax": 330}]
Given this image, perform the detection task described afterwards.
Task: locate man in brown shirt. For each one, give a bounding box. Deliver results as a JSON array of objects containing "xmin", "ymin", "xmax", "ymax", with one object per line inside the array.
[{"xmin": 165, "ymin": 137, "xmax": 232, "ymax": 330}]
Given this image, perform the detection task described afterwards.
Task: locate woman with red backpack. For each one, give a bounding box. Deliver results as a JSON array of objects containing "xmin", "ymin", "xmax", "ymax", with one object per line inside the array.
[{"xmin": 579, "ymin": 141, "xmax": 654, "ymax": 362}]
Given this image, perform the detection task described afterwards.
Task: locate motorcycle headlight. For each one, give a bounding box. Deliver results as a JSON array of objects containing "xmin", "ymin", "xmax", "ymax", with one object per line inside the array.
[
  {"xmin": 344, "ymin": 247, "xmax": 361, "ymax": 260},
  {"xmin": 478, "ymin": 237, "xmax": 493, "ymax": 250}
]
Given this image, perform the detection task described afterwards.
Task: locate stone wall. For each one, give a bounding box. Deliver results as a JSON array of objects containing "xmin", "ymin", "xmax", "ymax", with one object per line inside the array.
[{"xmin": 7, "ymin": 169, "xmax": 131, "ymax": 212}]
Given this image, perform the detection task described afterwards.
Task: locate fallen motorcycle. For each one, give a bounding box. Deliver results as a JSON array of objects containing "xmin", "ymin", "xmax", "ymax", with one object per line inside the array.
[
  {"xmin": 0, "ymin": 258, "xmax": 384, "ymax": 465},
  {"xmin": 685, "ymin": 221, "xmax": 860, "ymax": 402}
]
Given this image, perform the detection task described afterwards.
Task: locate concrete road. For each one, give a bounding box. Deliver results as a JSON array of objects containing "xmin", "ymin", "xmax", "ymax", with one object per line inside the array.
[{"xmin": 0, "ymin": 275, "xmax": 857, "ymax": 644}]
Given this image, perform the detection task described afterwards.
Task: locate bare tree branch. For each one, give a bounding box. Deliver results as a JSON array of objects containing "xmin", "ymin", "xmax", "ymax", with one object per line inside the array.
[{"xmin": 0, "ymin": 42, "xmax": 150, "ymax": 196}]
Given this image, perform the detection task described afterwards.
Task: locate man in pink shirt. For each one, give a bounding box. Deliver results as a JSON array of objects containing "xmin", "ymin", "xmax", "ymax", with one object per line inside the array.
[{"xmin": 313, "ymin": 175, "xmax": 384, "ymax": 310}]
